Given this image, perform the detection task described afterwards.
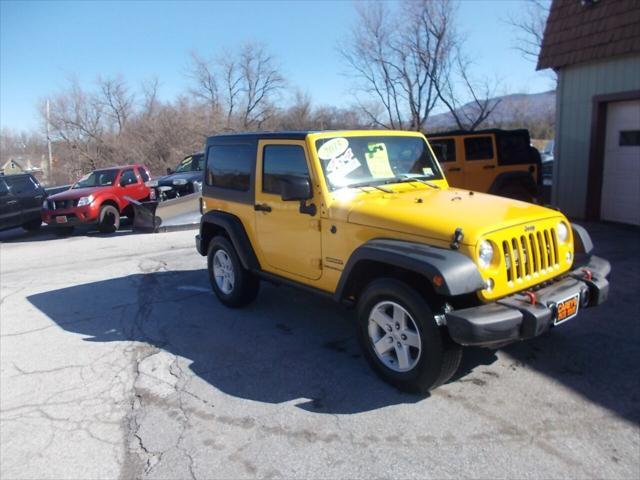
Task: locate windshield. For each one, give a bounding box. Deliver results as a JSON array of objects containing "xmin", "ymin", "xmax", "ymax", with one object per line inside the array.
[
  {"xmin": 73, "ymin": 169, "xmax": 118, "ymax": 189},
  {"xmin": 175, "ymin": 154, "xmax": 204, "ymax": 173},
  {"xmin": 174, "ymin": 156, "xmax": 192, "ymax": 173},
  {"xmin": 315, "ymin": 136, "xmax": 443, "ymax": 190}
]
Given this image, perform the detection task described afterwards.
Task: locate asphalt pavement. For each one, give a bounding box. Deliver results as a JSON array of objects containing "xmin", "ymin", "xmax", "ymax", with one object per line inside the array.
[{"xmin": 1, "ymin": 222, "xmax": 639, "ymax": 479}]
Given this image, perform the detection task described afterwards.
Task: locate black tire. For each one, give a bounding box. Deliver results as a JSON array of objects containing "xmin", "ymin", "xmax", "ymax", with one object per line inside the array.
[
  {"xmin": 53, "ymin": 226, "xmax": 75, "ymax": 236},
  {"xmin": 207, "ymin": 236, "xmax": 260, "ymax": 308},
  {"xmin": 22, "ymin": 219, "xmax": 42, "ymax": 231},
  {"xmin": 497, "ymin": 182, "xmax": 535, "ymax": 203},
  {"xmin": 357, "ymin": 278, "xmax": 462, "ymax": 393},
  {"xmin": 97, "ymin": 205, "xmax": 120, "ymax": 233}
]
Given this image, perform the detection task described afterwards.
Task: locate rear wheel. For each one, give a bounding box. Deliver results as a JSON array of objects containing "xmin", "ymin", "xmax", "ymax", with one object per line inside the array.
[
  {"xmin": 22, "ymin": 219, "xmax": 42, "ymax": 231},
  {"xmin": 357, "ymin": 278, "xmax": 462, "ymax": 393},
  {"xmin": 98, "ymin": 205, "xmax": 120, "ymax": 233},
  {"xmin": 207, "ymin": 236, "xmax": 260, "ymax": 308}
]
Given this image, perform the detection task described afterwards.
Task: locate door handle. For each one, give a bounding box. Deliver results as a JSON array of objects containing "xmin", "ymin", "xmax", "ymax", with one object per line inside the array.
[
  {"xmin": 483, "ymin": 165, "xmax": 496, "ymax": 169},
  {"xmin": 7, "ymin": 200, "xmax": 18, "ymax": 205},
  {"xmin": 448, "ymin": 167, "xmax": 462, "ymax": 172},
  {"xmin": 254, "ymin": 203, "xmax": 272, "ymax": 212}
]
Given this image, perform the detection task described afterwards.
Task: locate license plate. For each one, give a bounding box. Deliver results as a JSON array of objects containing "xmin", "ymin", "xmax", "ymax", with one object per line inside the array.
[
  {"xmin": 56, "ymin": 216, "xmax": 68, "ymax": 224},
  {"xmin": 554, "ymin": 293, "xmax": 580, "ymax": 325}
]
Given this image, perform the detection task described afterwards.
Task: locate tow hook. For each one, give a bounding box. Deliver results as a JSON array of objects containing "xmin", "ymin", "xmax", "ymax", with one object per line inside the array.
[{"xmin": 450, "ymin": 227, "xmax": 464, "ymax": 250}]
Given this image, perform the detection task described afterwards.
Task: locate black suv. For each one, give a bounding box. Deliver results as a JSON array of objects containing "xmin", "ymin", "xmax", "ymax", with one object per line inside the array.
[
  {"xmin": 0, "ymin": 173, "xmax": 46, "ymax": 232},
  {"xmin": 149, "ymin": 152, "xmax": 204, "ymax": 200}
]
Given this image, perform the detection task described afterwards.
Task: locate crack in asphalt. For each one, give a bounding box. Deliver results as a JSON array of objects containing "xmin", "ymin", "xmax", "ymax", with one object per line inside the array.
[{"xmin": 120, "ymin": 258, "xmax": 201, "ymax": 480}]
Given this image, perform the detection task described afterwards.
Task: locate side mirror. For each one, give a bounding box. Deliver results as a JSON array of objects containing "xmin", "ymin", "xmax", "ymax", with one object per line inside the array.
[
  {"xmin": 166, "ymin": 168, "xmax": 174, "ymax": 175},
  {"xmin": 280, "ymin": 176, "xmax": 312, "ymax": 201}
]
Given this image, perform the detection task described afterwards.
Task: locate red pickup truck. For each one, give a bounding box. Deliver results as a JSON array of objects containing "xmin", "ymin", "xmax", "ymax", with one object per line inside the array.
[{"xmin": 42, "ymin": 164, "xmax": 153, "ymax": 235}]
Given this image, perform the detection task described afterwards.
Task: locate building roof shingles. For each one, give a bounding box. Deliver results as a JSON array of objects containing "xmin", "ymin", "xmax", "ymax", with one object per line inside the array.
[{"xmin": 537, "ymin": 0, "xmax": 640, "ymax": 70}]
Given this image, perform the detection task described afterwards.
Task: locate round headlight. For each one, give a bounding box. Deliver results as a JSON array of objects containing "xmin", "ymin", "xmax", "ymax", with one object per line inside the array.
[
  {"xmin": 478, "ymin": 240, "xmax": 494, "ymax": 269},
  {"xmin": 557, "ymin": 221, "xmax": 569, "ymax": 243}
]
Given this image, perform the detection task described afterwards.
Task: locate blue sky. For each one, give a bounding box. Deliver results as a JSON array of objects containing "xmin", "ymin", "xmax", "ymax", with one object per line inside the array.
[{"xmin": 0, "ymin": 0, "xmax": 553, "ymax": 132}]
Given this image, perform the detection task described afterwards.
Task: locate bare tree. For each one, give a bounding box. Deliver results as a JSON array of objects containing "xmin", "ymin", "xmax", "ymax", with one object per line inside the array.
[
  {"xmin": 434, "ymin": 51, "xmax": 501, "ymax": 130},
  {"xmin": 97, "ymin": 76, "xmax": 135, "ymax": 134},
  {"xmin": 238, "ymin": 42, "xmax": 285, "ymax": 129},
  {"xmin": 218, "ymin": 53, "xmax": 242, "ymax": 130},
  {"xmin": 188, "ymin": 53, "xmax": 220, "ymax": 112},
  {"xmin": 343, "ymin": 0, "xmax": 496, "ymax": 131},
  {"xmin": 506, "ymin": 0, "xmax": 551, "ymax": 64}
]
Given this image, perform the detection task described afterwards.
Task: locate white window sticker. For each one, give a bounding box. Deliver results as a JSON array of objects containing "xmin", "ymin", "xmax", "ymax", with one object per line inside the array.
[
  {"xmin": 327, "ymin": 148, "xmax": 361, "ymax": 185},
  {"xmin": 318, "ymin": 137, "xmax": 349, "ymax": 160},
  {"xmin": 422, "ymin": 167, "xmax": 434, "ymax": 176}
]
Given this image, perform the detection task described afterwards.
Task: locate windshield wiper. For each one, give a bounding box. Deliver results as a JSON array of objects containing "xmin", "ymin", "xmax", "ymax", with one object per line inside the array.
[
  {"xmin": 394, "ymin": 175, "xmax": 440, "ymax": 189},
  {"xmin": 347, "ymin": 181, "xmax": 393, "ymax": 193}
]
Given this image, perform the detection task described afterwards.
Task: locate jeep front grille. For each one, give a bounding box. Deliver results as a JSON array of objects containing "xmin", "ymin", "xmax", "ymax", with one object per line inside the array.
[{"xmin": 502, "ymin": 228, "xmax": 559, "ymax": 282}]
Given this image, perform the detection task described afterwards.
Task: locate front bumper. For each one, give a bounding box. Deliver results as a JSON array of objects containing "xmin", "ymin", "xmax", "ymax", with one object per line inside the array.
[
  {"xmin": 42, "ymin": 206, "xmax": 99, "ymax": 226},
  {"xmin": 445, "ymin": 256, "xmax": 610, "ymax": 347}
]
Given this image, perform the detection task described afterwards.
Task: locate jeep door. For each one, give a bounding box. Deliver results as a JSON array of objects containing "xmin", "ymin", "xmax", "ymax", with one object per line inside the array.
[
  {"xmin": 0, "ymin": 177, "xmax": 21, "ymax": 230},
  {"xmin": 461, "ymin": 135, "xmax": 498, "ymax": 192},
  {"xmin": 429, "ymin": 137, "xmax": 464, "ymax": 187},
  {"xmin": 254, "ymin": 140, "xmax": 322, "ymax": 280}
]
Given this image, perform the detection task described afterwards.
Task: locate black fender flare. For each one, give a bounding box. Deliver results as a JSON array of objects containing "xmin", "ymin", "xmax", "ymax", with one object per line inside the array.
[
  {"xmin": 334, "ymin": 239, "xmax": 485, "ymax": 300},
  {"xmin": 571, "ymin": 223, "xmax": 593, "ymax": 255},
  {"xmin": 489, "ymin": 171, "xmax": 538, "ymax": 197},
  {"xmin": 198, "ymin": 211, "xmax": 260, "ymax": 270}
]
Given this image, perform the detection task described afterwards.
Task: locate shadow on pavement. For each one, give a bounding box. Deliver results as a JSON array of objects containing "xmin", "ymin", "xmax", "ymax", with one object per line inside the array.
[
  {"xmin": 0, "ymin": 220, "xmax": 138, "ymax": 243},
  {"xmin": 26, "ymin": 222, "xmax": 639, "ymax": 420},
  {"xmin": 499, "ymin": 222, "xmax": 640, "ymax": 425},
  {"xmin": 27, "ymin": 269, "xmax": 434, "ymax": 414}
]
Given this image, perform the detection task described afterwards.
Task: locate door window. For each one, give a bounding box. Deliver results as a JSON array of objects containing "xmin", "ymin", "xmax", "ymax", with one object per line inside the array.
[
  {"xmin": 206, "ymin": 144, "xmax": 253, "ymax": 191},
  {"xmin": 6, "ymin": 175, "xmax": 39, "ymax": 194},
  {"xmin": 262, "ymin": 145, "xmax": 309, "ymax": 195},
  {"xmin": 137, "ymin": 167, "xmax": 150, "ymax": 182},
  {"xmin": 429, "ymin": 138, "xmax": 456, "ymax": 162},
  {"xmin": 464, "ymin": 136, "xmax": 494, "ymax": 161},
  {"xmin": 119, "ymin": 169, "xmax": 138, "ymax": 186}
]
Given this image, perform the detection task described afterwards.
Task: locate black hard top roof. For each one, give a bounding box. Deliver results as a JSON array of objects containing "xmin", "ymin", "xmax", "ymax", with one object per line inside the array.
[
  {"xmin": 427, "ymin": 128, "xmax": 531, "ymax": 138},
  {"xmin": 207, "ymin": 131, "xmax": 313, "ymax": 143}
]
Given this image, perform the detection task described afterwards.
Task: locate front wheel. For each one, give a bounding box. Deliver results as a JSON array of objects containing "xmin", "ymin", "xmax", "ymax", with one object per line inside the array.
[
  {"xmin": 98, "ymin": 205, "xmax": 120, "ymax": 233},
  {"xmin": 207, "ymin": 236, "xmax": 260, "ymax": 308},
  {"xmin": 357, "ymin": 278, "xmax": 462, "ymax": 393}
]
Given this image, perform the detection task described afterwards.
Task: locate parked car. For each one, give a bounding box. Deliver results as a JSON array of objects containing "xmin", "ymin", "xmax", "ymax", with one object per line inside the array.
[
  {"xmin": 42, "ymin": 164, "xmax": 153, "ymax": 235},
  {"xmin": 196, "ymin": 130, "xmax": 610, "ymax": 393},
  {"xmin": 427, "ymin": 129, "xmax": 542, "ymax": 202},
  {"xmin": 0, "ymin": 173, "xmax": 46, "ymax": 232},
  {"xmin": 540, "ymin": 139, "xmax": 554, "ymax": 185},
  {"xmin": 148, "ymin": 152, "xmax": 204, "ymax": 200}
]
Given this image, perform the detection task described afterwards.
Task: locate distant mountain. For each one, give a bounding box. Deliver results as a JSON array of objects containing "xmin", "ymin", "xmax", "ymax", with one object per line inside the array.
[{"xmin": 426, "ymin": 90, "xmax": 556, "ymax": 132}]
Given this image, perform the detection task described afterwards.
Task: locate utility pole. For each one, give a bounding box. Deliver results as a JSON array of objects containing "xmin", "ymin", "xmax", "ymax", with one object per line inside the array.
[{"xmin": 46, "ymin": 99, "xmax": 53, "ymax": 180}]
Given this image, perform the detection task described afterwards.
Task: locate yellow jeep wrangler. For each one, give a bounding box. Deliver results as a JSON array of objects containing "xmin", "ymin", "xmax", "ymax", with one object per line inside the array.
[
  {"xmin": 428, "ymin": 129, "xmax": 541, "ymax": 203},
  {"xmin": 195, "ymin": 130, "xmax": 610, "ymax": 392}
]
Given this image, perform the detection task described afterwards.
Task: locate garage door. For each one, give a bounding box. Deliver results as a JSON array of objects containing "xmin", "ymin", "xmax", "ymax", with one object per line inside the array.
[{"xmin": 600, "ymin": 100, "xmax": 640, "ymax": 225}]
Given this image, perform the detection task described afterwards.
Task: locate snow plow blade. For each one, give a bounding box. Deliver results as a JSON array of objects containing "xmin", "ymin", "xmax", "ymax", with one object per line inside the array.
[{"xmin": 127, "ymin": 194, "xmax": 201, "ymax": 233}]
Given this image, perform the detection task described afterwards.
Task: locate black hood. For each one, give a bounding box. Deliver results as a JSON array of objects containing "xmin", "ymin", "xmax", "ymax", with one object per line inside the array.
[{"xmin": 156, "ymin": 171, "xmax": 203, "ymax": 186}]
